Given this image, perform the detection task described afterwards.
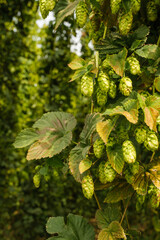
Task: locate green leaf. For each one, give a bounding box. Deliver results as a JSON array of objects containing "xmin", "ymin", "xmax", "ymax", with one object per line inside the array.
[
  {"xmin": 55, "ymin": 0, "xmax": 80, "ymax": 30},
  {"xmin": 46, "ymin": 217, "xmax": 65, "ymax": 234},
  {"xmin": 79, "ymin": 158, "xmax": 92, "ymax": 174},
  {"xmin": 95, "ymin": 204, "xmax": 121, "ymax": 229},
  {"xmin": 135, "ymin": 45, "xmax": 160, "ymax": 60},
  {"xmin": 129, "ymin": 25, "xmax": 149, "ymax": 51},
  {"xmin": 96, "ymin": 117, "xmax": 119, "ymax": 144},
  {"xmin": 66, "ymin": 214, "xmax": 95, "ymax": 240},
  {"xmin": 69, "ymin": 143, "xmax": 90, "ymax": 182},
  {"xmin": 154, "ymin": 77, "xmax": 160, "ymax": 92},
  {"xmin": 148, "ymin": 163, "xmax": 160, "ymax": 189},
  {"xmin": 69, "ymin": 67, "xmax": 88, "ymax": 82},
  {"xmin": 108, "ymin": 48, "xmax": 128, "ymax": 77},
  {"xmin": 138, "ymin": 94, "xmax": 160, "ymax": 131},
  {"xmin": 104, "ymin": 181, "xmax": 134, "ymax": 203},
  {"xmin": 132, "ymin": 166, "xmax": 148, "ymax": 195},
  {"xmin": 68, "ymin": 57, "xmax": 86, "ymax": 70},
  {"xmin": 26, "ymin": 112, "xmax": 77, "ymax": 160},
  {"xmin": 98, "ymin": 221, "xmax": 126, "ymax": 240},
  {"xmin": 13, "ymin": 128, "xmax": 39, "ymax": 148},
  {"xmin": 107, "ymin": 145, "xmax": 125, "ymax": 174},
  {"xmin": 80, "ymin": 113, "xmax": 102, "ymax": 143},
  {"xmin": 54, "ymin": 0, "xmax": 68, "ymax": 15}
]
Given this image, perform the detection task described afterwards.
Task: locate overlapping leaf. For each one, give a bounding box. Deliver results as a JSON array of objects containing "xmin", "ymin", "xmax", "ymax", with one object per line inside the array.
[
  {"xmin": 68, "ymin": 57, "xmax": 86, "ymax": 70},
  {"xmin": 13, "ymin": 128, "xmax": 39, "ymax": 148},
  {"xmin": 132, "ymin": 166, "xmax": 148, "ymax": 195},
  {"xmin": 79, "ymin": 158, "xmax": 92, "ymax": 174},
  {"xmin": 135, "ymin": 44, "xmax": 160, "ymax": 60},
  {"xmin": 148, "ymin": 162, "xmax": 160, "ymax": 189}
]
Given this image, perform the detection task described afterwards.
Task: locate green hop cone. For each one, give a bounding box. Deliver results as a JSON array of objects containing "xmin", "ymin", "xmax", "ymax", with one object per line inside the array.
[
  {"xmin": 150, "ymin": 192, "xmax": 159, "ymax": 208},
  {"xmin": 119, "ymin": 77, "xmax": 132, "ymax": 96},
  {"xmin": 118, "ymin": 10, "xmax": 133, "ymax": 35},
  {"xmin": 124, "ymin": 168, "xmax": 135, "ymax": 184},
  {"xmin": 147, "ymin": 1, "xmax": 158, "ymax": 22},
  {"xmin": 98, "ymin": 71, "xmax": 110, "ymax": 93},
  {"xmin": 82, "ymin": 175, "xmax": 94, "ymax": 199},
  {"xmin": 40, "ymin": 0, "xmax": 49, "ymax": 19},
  {"xmin": 135, "ymin": 126, "xmax": 147, "ymax": 144},
  {"xmin": 81, "ymin": 74, "xmax": 93, "ymax": 97},
  {"xmin": 122, "ymin": 140, "xmax": 136, "ymax": 164},
  {"xmin": 129, "ymin": 161, "xmax": 139, "ymax": 175},
  {"xmin": 93, "ymin": 138, "xmax": 105, "ymax": 159},
  {"xmin": 76, "ymin": 1, "xmax": 88, "ymax": 28},
  {"xmin": 144, "ymin": 131, "xmax": 159, "ymax": 151},
  {"xmin": 108, "ymin": 80, "xmax": 117, "ymax": 99},
  {"xmin": 96, "ymin": 87, "xmax": 108, "ymax": 106},
  {"xmin": 131, "ymin": 0, "xmax": 141, "ymax": 14},
  {"xmin": 46, "ymin": 0, "xmax": 56, "ymax": 11},
  {"xmin": 126, "ymin": 57, "xmax": 141, "ymax": 75},
  {"xmin": 33, "ymin": 173, "xmax": 41, "ymax": 188},
  {"xmin": 99, "ymin": 161, "xmax": 116, "ymax": 184},
  {"xmin": 110, "ymin": 0, "xmax": 122, "ymax": 14}
]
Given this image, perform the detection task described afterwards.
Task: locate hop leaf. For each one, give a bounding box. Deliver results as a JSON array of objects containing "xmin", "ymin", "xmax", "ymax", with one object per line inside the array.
[
  {"xmin": 119, "ymin": 77, "xmax": 132, "ymax": 96},
  {"xmin": 98, "ymin": 71, "xmax": 110, "ymax": 94},
  {"xmin": 126, "ymin": 57, "xmax": 141, "ymax": 75},
  {"xmin": 135, "ymin": 126, "xmax": 147, "ymax": 144},
  {"xmin": 131, "ymin": 0, "xmax": 141, "ymax": 14},
  {"xmin": 118, "ymin": 10, "xmax": 133, "ymax": 35},
  {"xmin": 110, "ymin": 0, "xmax": 122, "ymax": 14},
  {"xmin": 144, "ymin": 131, "xmax": 159, "ymax": 151},
  {"xmin": 81, "ymin": 74, "xmax": 93, "ymax": 97},
  {"xmin": 156, "ymin": 115, "xmax": 160, "ymax": 125},
  {"xmin": 124, "ymin": 168, "xmax": 135, "ymax": 184},
  {"xmin": 122, "ymin": 140, "xmax": 136, "ymax": 164},
  {"xmin": 96, "ymin": 87, "xmax": 108, "ymax": 106},
  {"xmin": 93, "ymin": 138, "xmax": 105, "ymax": 159},
  {"xmin": 150, "ymin": 192, "xmax": 159, "ymax": 208},
  {"xmin": 33, "ymin": 173, "xmax": 41, "ymax": 188},
  {"xmin": 40, "ymin": 0, "xmax": 49, "ymax": 19},
  {"xmin": 82, "ymin": 175, "xmax": 94, "ymax": 199},
  {"xmin": 108, "ymin": 80, "xmax": 117, "ymax": 99},
  {"xmin": 99, "ymin": 161, "xmax": 116, "ymax": 184},
  {"xmin": 147, "ymin": 1, "xmax": 158, "ymax": 22},
  {"xmin": 129, "ymin": 161, "xmax": 140, "ymax": 175},
  {"xmin": 102, "ymin": 57, "xmax": 110, "ymax": 70},
  {"xmin": 76, "ymin": 1, "xmax": 88, "ymax": 28}
]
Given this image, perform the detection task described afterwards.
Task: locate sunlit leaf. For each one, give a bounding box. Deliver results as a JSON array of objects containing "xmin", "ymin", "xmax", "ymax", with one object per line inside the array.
[
  {"xmin": 149, "ymin": 162, "xmax": 160, "ymax": 189},
  {"xmin": 69, "ymin": 67, "xmax": 88, "ymax": 82},
  {"xmin": 154, "ymin": 77, "xmax": 160, "ymax": 92},
  {"xmin": 13, "ymin": 128, "xmax": 38, "ymax": 148},
  {"xmin": 79, "ymin": 158, "xmax": 92, "ymax": 174},
  {"xmin": 132, "ymin": 166, "xmax": 148, "ymax": 195},
  {"xmin": 68, "ymin": 57, "xmax": 86, "ymax": 70},
  {"xmin": 107, "ymin": 145, "xmax": 124, "ymax": 174},
  {"xmin": 135, "ymin": 44, "xmax": 160, "ymax": 60}
]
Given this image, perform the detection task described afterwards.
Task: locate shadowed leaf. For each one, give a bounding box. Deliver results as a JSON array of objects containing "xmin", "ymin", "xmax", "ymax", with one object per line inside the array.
[{"xmin": 106, "ymin": 145, "xmax": 124, "ymax": 174}]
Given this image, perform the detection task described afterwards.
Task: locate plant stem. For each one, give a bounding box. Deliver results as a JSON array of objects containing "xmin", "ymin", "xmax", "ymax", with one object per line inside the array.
[
  {"xmin": 150, "ymin": 151, "xmax": 155, "ymax": 162},
  {"xmin": 157, "ymin": 35, "xmax": 160, "ymax": 46},
  {"xmin": 94, "ymin": 192, "xmax": 102, "ymax": 210},
  {"xmin": 103, "ymin": 25, "xmax": 107, "ymax": 40},
  {"xmin": 120, "ymin": 198, "xmax": 130, "ymax": 225}
]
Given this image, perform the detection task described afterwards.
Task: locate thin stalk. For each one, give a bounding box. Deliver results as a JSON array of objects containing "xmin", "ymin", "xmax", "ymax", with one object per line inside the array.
[
  {"xmin": 157, "ymin": 35, "xmax": 160, "ymax": 46},
  {"xmin": 150, "ymin": 151, "xmax": 155, "ymax": 162},
  {"xmin": 94, "ymin": 192, "xmax": 102, "ymax": 210},
  {"xmin": 120, "ymin": 198, "xmax": 130, "ymax": 225},
  {"xmin": 103, "ymin": 25, "xmax": 107, "ymax": 40},
  {"xmin": 153, "ymin": 85, "xmax": 155, "ymax": 95}
]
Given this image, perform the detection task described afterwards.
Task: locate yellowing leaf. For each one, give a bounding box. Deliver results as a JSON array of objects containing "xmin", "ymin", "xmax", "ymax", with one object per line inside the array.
[
  {"xmin": 149, "ymin": 163, "xmax": 160, "ymax": 189},
  {"xmin": 132, "ymin": 166, "xmax": 148, "ymax": 195},
  {"xmin": 79, "ymin": 158, "xmax": 92, "ymax": 174},
  {"xmin": 68, "ymin": 57, "xmax": 86, "ymax": 70}
]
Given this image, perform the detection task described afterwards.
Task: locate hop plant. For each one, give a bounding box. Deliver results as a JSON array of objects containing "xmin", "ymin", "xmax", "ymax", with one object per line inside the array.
[
  {"xmin": 33, "ymin": 173, "xmax": 41, "ymax": 188},
  {"xmin": 81, "ymin": 74, "xmax": 93, "ymax": 97},
  {"xmin": 96, "ymin": 87, "xmax": 108, "ymax": 106},
  {"xmin": 129, "ymin": 161, "xmax": 140, "ymax": 175},
  {"xmin": 40, "ymin": 0, "xmax": 49, "ymax": 19},
  {"xmin": 147, "ymin": 1, "xmax": 158, "ymax": 21},
  {"xmin": 150, "ymin": 192, "xmax": 159, "ymax": 208},
  {"xmin": 45, "ymin": 0, "xmax": 56, "ymax": 11},
  {"xmin": 108, "ymin": 80, "xmax": 117, "ymax": 99},
  {"xmin": 131, "ymin": 0, "xmax": 141, "ymax": 14},
  {"xmin": 99, "ymin": 161, "xmax": 116, "ymax": 184},
  {"xmin": 122, "ymin": 140, "xmax": 136, "ymax": 164},
  {"xmin": 118, "ymin": 10, "xmax": 133, "ymax": 35},
  {"xmin": 98, "ymin": 71, "xmax": 110, "ymax": 93},
  {"xmin": 102, "ymin": 57, "xmax": 110, "ymax": 70},
  {"xmin": 119, "ymin": 77, "xmax": 132, "ymax": 96},
  {"xmin": 126, "ymin": 57, "xmax": 141, "ymax": 75},
  {"xmin": 135, "ymin": 126, "xmax": 147, "ymax": 144},
  {"xmin": 76, "ymin": 1, "xmax": 88, "ymax": 28},
  {"xmin": 82, "ymin": 175, "xmax": 94, "ymax": 199},
  {"xmin": 144, "ymin": 131, "xmax": 159, "ymax": 151},
  {"xmin": 110, "ymin": 0, "xmax": 122, "ymax": 14},
  {"xmin": 107, "ymin": 135, "xmax": 117, "ymax": 148},
  {"xmin": 89, "ymin": 11, "xmax": 101, "ymax": 32},
  {"xmin": 156, "ymin": 115, "xmax": 160, "ymax": 125},
  {"xmin": 124, "ymin": 168, "xmax": 135, "ymax": 184},
  {"xmin": 93, "ymin": 138, "xmax": 105, "ymax": 159},
  {"xmin": 137, "ymin": 194, "xmax": 146, "ymax": 204}
]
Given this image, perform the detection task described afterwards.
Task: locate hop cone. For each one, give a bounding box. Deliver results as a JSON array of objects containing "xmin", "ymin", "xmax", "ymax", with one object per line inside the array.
[
  {"xmin": 33, "ymin": 173, "xmax": 41, "ymax": 188},
  {"xmin": 46, "ymin": 0, "xmax": 56, "ymax": 11},
  {"xmin": 96, "ymin": 87, "xmax": 108, "ymax": 106},
  {"xmin": 127, "ymin": 56, "xmax": 141, "ymax": 75},
  {"xmin": 144, "ymin": 132, "xmax": 159, "ymax": 151},
  {"xmin": 129, "ymin": 161, "xmax": 139, "ymax": 175},
  {"xmin": 81, "ymin": 74, "xmax": 93, "ymax": 97},
  {"xmin": 150, "ymin": 193, "xmax": 159, "ymax": 208},
  {"xmin": 125, "ymin": 168, "xmax": 135, "ymax": 184},
  {"xmin": 102, "ymin": 57, "xmax": 110, "ymax": 70},
  {"xmin": 119, "ymin": 77, "xmax": 132, "ymax": 96},
  {"xmin": 131, "ymin": 0, "xmax": 141, "ymax": 14},
  {"xmin": 122, "ymin": 140, "xmax": 136, "ymax": 164},
  {"xmin": 98, "ymin": 71, "xmax": 110, "ymax": 93},
  {"xmin": 108, "ymin": 80, "xmax": 117, "ymax": 99},
  {"xmin": 76, "ymin": 1, "xmax": 88, "ymax": 28},
  {"xmin": 82, "ymin": 175, "xmax": 94, "ymax": 199},
  {"xmin": 110, "ymin": 0, "xmax": 122, "ymax": 14},
  {"xmin": 40, "ymin": 0, "xmax": 49, "ymax": 19},
  {"xmin": 89, "ymin": 11, "xmax": 101, "ymax": 32},
  {"xmin": 147, "ymin": 1, "xmax": 158, "ymax": 21},
  {"xmin": 118, "ymin": 10, "xmax": 133, "ymax": 35},
  {"xmin": 99, "ymin": 161, "xmax": 116, "ymax": 184},
  {"xmin": 135, "ymin": 126, "xmax": 147, "ymax": 144},
  {"xmin": 93, "ymin": 138, "xmax": 105, "ymax": 159}
]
